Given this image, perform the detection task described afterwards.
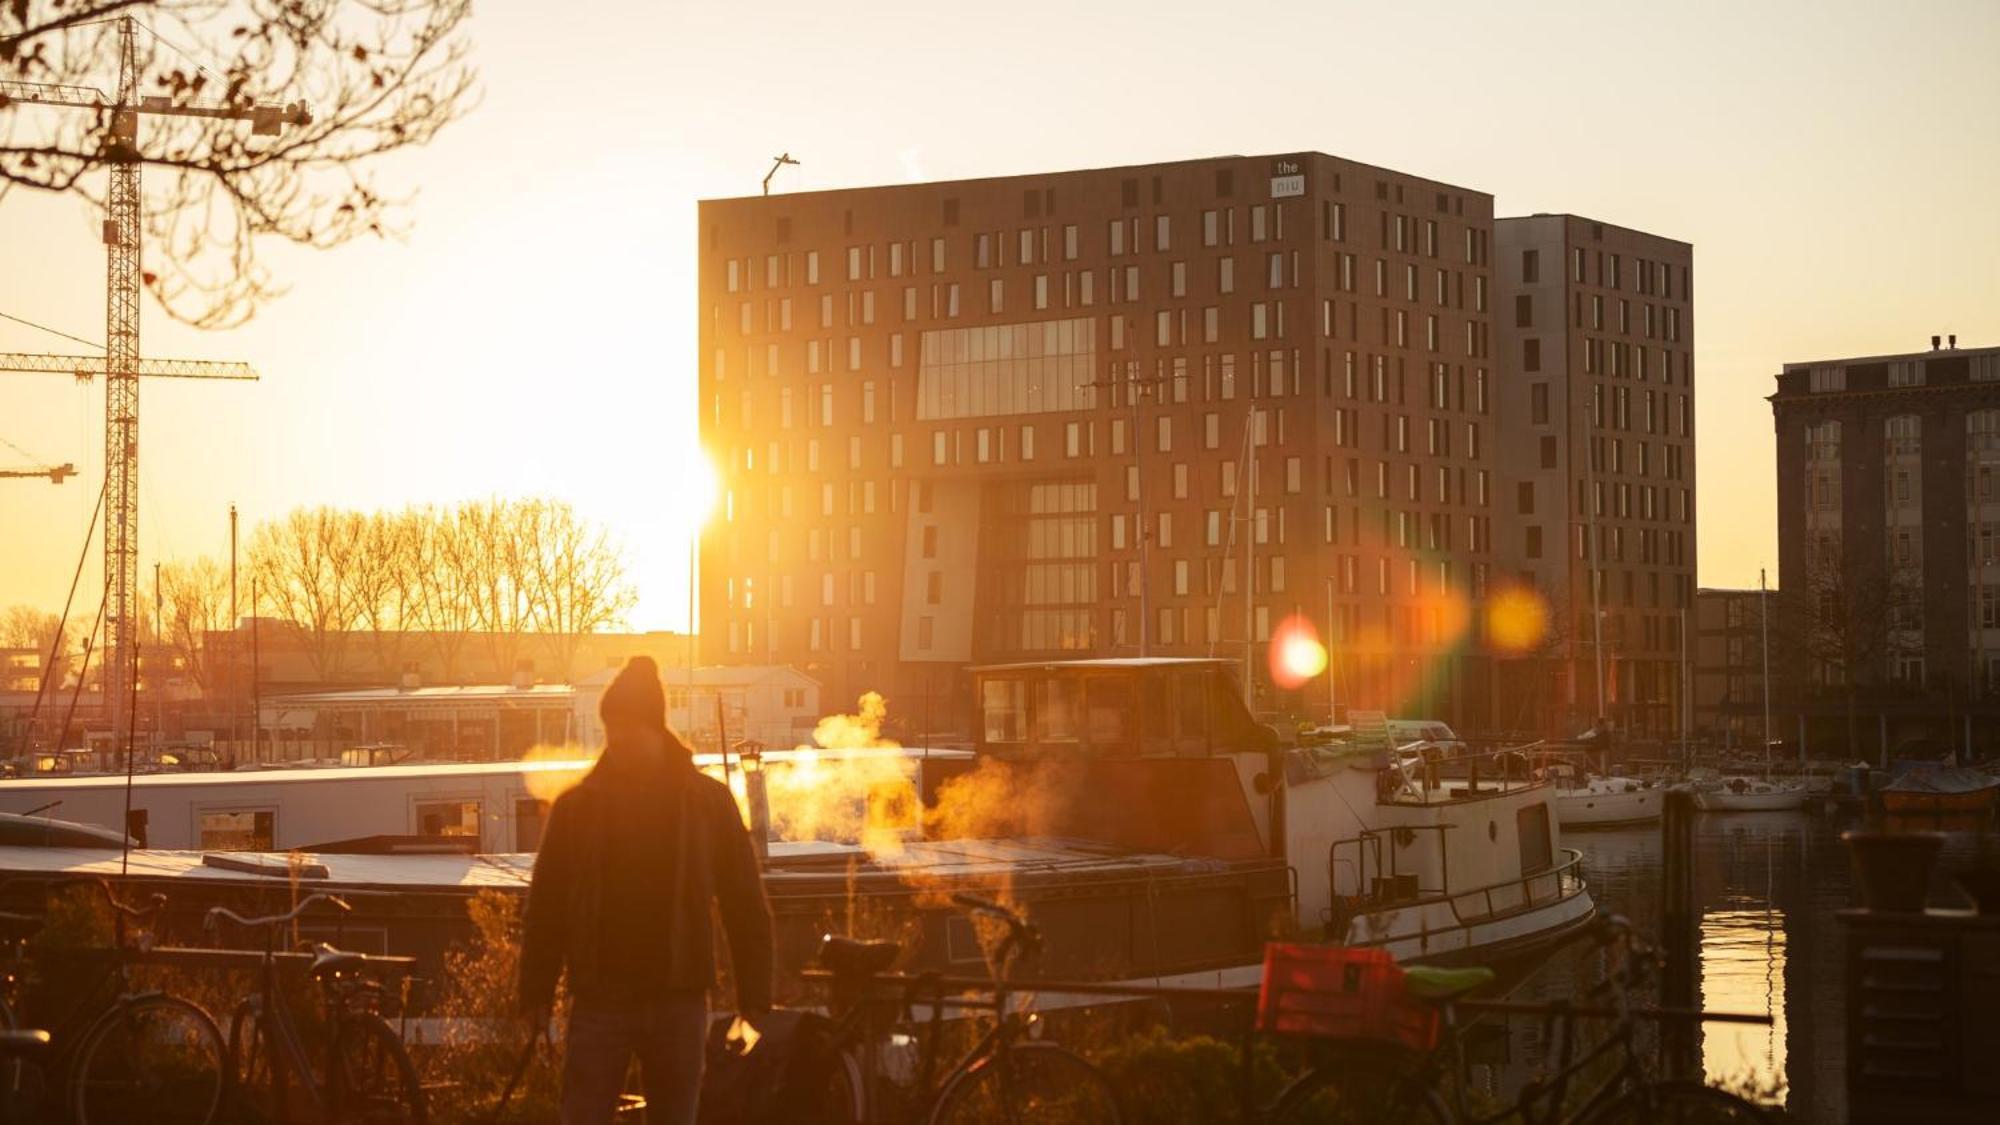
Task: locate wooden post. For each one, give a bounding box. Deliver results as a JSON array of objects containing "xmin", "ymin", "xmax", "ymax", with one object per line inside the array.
[{"xmin": 1660, "ymin": 787, "xmax": 1698, "ymax": 1079}]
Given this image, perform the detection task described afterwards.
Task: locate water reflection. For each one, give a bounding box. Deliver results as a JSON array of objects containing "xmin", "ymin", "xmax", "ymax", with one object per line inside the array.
[
  {"xmin": 1698, "ymin": 905, "xmax": 1786, "ymax": 1103},
  {"xmin": 1480, "ymin": 807, "xmax": 1993, "ymax": 1121}
]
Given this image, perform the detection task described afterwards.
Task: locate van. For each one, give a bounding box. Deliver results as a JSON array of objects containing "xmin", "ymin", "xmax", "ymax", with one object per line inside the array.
[{"xmin": 1387, "ymin": 719, "xmax": 1466, "ymax": 757}]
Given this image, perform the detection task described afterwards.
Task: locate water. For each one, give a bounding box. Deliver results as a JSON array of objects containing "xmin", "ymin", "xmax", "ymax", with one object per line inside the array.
[{"xmin": 1494, "ymin": 807, "xmax": 1997, "ymax": 1120}]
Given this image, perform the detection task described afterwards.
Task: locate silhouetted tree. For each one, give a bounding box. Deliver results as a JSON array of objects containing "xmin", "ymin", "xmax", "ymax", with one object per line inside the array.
[{"xmin": 1, "ymin": 0, "xmax": 476, "ymax": 327}]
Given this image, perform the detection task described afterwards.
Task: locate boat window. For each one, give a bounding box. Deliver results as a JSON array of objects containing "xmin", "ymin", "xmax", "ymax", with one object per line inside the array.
[
  {"xmin": 1083, "ymin": 676, "xmax": 1132, "ymax": 750},
  {"xmin": 981, "ymin": 678, "xmax": 1028, "ymax": 744},
  {"xmin": 1033, "ymin": 677, "xmax": 1082, "ymax": 743},
  {"xmin": 416, "ymin": 800, "xmax": 481, "ymax": 840},
  {"xmin": 1516, "ymin": 803, "xmax": 1553, "ymax": 874},
  {"xmin": 1174, "ymin": 671, "xmax": 1212, "ymax": 755},
  {"xmin": 199, "ymin": 809, "xmax": 275, "ymax": 851},
  {"xmin": 1141, "ymin": 674, "xmax": 1174, "ymax": 754},
  {"xmin": 515, "ymin": 798, "xmax": 548, "ymax": 851}
]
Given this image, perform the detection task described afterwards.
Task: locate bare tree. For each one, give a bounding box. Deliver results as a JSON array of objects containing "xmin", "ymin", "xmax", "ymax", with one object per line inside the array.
[
  {"xmin": 408, "ymin": 501, "xmax": 478, "ymax": 681},
  {"xmin": 1, "ymin": 1, "xmax": 476, "ymax": 327},
  {"xmin": 525, "ymin": 500, "xmax": 636, "ymax": 682},
  {"xmin": 248, "ymin": 505, "xmax": 362, "ymax": 681},
  {"xmin": 0, "ymin": 604, "xmax": 71, "ymax": 689},
  {"xmin": 157, "ymin": 557, "xmax": 228, "ymax": 692},
  {"xmin": 1775, "ymin": 539, "xmax": 1912, "ymax": 755},
  {"xmin": 347, "ymin": 508, "xmax": 417, "ymax": 677}
]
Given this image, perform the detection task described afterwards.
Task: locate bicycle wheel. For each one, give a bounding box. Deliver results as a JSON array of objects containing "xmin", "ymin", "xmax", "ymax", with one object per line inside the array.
[
  {"xmin": 328, "ymin": 1011, "xmax": 426, "ymax": 1125},
  {"xmin": 70, "ymin": 993, "xmax": 226, "ymax": 1125},
  {"xmin": 811, "ymin": 1044, "xmax": 867, "ymax": 1125},
  {"xmin": 928, "ymin": 1041, "xmax": 1120, "ymax": 1125},
  {"xmin": 1268, "ymin": 1045, "xmax": 1448, "ymax": 1125},
  {"xmin": 227, "ymin": 997, "xmax": 288, "ymax": 1124},
  {"xmin": 1581, "ymin": 1080, "xmax": 1770, "ymax": 1124}
]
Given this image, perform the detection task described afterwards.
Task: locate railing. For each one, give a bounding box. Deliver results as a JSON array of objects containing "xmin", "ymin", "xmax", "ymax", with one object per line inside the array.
[{"xmin": 1443, "ymin": 848, "xmax": 1586, "ymax": 927}]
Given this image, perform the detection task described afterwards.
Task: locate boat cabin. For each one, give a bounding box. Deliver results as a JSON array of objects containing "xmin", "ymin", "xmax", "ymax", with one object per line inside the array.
[{"xmin": 972, "ymin": 658, "xmax": 1277, "ymax": 759}]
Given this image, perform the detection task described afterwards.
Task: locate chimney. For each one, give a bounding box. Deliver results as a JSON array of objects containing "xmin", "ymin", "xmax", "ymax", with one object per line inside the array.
[
  {"xmin": 1949, "ymin": 334, "xmax": 1958, "ymax": 350},
  {"xmin": 511, "ymin": 659, "xmax": 534, "ymax": 690},
  {"xmin": 1932, "ymin": 334, "xmax": 1942, "ymax": 351},
  {"xmin": 399, "ymin": 663, "xmax": 420, "ymax": 691}
]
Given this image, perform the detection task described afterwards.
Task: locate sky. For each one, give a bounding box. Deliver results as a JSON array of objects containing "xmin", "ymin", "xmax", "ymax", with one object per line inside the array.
[{"xmin": 2, "ymin": 0, "xmax": 1997, "ymax": 631}]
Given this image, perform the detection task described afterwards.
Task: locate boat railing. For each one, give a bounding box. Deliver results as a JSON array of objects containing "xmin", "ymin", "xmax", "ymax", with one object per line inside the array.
[
  {"xmin": 1442, "ymin": 848, "xmax": 1586, "ymax": 927},
  {"xmin": 1379, "ymin": 743, "xmax": 1544, "ymax": 805}
]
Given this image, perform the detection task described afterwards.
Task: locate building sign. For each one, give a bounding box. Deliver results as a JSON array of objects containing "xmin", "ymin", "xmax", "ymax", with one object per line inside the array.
[{"xmin": 1270, "ymin": 158, "xmax": 1305, "ymax": 199}]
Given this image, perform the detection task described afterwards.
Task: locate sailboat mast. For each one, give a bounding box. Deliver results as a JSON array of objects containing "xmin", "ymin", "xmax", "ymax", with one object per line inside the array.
[{"xmin": 1760, "ymin": 567, "xmax": 1773, "ymax": 771}]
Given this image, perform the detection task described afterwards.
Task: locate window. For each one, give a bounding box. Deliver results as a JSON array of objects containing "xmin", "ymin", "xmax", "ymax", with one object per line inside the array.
[
  {"xmin": 514, "ymin": 799, "xmax": 548, "ymax": 851},
  {"xmin": 1521, "ymin": 249, "xmax": 1538, "ymax": 283},
  {"xmin": 1531, "ymin": 382, "xmax": 1549, "ymax": 424},
  {"xmin": 1540, "ymin": 435, "xmax": 1558, "ymax": 469},
  {"xmin": 1514, "ymin": 294, "xmax": 1533, "ymax": 328},
  {"xmin": 1523, "ymin": 338, "xmax": 1541, "ymax": 372},
  {"xmin": 416, "ymin": 800, "xmax": 481, "ymax": 840},
  {"xmin": 200, "ymin": 809, "xmax": 274, "ymax": 851},
  {"xmin": 1809, "ymin": 365, "xmax": 1846, "ymax": 392},
  {"xmin": 1155, "ymin": 214, "xmax": 1171, "ymax": 251}
]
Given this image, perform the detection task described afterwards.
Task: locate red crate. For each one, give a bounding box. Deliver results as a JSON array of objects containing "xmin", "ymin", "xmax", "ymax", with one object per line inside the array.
[{"xmin": 1255, "ymin": 943, "xmax": 1438, "ymax": 1051}]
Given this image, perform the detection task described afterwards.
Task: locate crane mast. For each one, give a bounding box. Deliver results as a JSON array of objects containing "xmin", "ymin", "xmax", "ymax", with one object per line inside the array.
[{"xmin": 1, "ymin": 16, "xmax": 300, "ymax": 743}]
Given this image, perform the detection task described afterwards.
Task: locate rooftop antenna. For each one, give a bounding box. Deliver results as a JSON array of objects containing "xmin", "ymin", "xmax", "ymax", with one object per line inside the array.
[{"xmin": 763, "ymin": 152, "xmax": 799, "ymax": 196}]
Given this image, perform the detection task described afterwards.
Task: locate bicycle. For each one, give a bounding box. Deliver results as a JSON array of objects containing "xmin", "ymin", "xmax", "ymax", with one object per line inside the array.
[
  {"xmin": 1264, "ymin": 916, "xmax": 1771, "ymax": 1124},
  {"xmin": 0, "ymin": 878, "xmax": 230, "ymax": 1125},
  {"xmin": 805, "ymin": 892, "xmax": 1122, "ymax": 1125},
  {"xmin": 205, "ymin": 892, "xmax": 426, "ymax": 1125}
]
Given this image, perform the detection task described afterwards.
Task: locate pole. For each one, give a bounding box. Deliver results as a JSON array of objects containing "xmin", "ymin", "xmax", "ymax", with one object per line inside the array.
[
  {"xmin": 1135, "ymin": 377, "xmax": 1150, "ymax": 657},
  {"xmin": 1583, "ymin": 401, "xmax": 1606, "ymax": 732},
  {"xmin": 153, "ymin": 561, "xmax": 162, "ymax": 749},
  {"xmin": 1679, "ymin": 606, "xmax": 1689, "ymax": 770},
  {"xmin": 228, "ymin": 503, "xmax": 238, "ymax": 759},
  {"xmin": 1760, "ymin": 568, "xmax": 1772, "ymax": 772},
  {"xmin": 250, "ymin": 578, "xmax": 261, "ymax": 765},
  {"xmin": 1325, "ymin": 577, "xmax": 1338, "ymax": 725},
  {"xmin": 1243, "ymin": 407, "xmax": 1257, "ymax": 710},
  {"xmin": 1659, "ymin": 787, "xmax": 1697, "ymax": 1079},
  {"xmin": 688, "ymin": 532, "xmax": 697, "ymax": 735}
]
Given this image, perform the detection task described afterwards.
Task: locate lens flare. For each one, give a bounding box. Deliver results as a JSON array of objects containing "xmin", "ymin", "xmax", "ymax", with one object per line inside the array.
[
  {"xmin": 1269, "ymin": 615, "xmax": 1329, "ymax": 690},
  {"xmin": 1487, "ymin": 586, "xmax": 1550, "ymax": 654}
]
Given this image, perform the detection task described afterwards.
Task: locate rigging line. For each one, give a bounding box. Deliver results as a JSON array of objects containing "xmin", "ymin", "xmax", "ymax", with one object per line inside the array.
[
  {"xmin": 0, "ymin": 309, "xmax": 103, "ymax": 351},
  {"xmin": 0, "ymin": 433, "xmax": 47, "ymax": 464},
  {"xmin": 19, "ymin": 476, "xmax": 107, "ymax": 758},
  {"xmin": 132, "ymin": 18, "xmax": 221, "ymax": 82}
]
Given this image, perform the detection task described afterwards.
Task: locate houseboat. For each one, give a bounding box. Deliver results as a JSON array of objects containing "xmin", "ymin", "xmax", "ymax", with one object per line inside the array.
[{"xmin": 0, "ymin": 659, "xmax": 1590, "ymax": 988}]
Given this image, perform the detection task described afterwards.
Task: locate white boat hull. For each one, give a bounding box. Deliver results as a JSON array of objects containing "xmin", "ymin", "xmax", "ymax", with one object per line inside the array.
[
  {"xmin": 1554, "ymin": 781, "xmax": 1662, "ymax": 827},
  {"xmin": 1694, "ymin": 783, "xmax": 1810, "ymax": 812},
  {"xmin": 1333, "ymin": 848, "xmax": 1596, "ymax": 965}
]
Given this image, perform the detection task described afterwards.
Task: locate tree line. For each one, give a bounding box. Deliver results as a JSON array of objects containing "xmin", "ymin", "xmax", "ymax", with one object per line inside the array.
[{"xmin": 2, "ymin": 499, "xmax": 635, "ymax": 696}]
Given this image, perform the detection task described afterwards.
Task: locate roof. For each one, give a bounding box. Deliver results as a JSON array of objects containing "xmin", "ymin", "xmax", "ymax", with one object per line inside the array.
[
  {"xmin": 0, "ymin": 757, "xmax": 599, "ymax": 792},
  {"xmin": 574, "ymin": 664, "xmax": 820, "ymax": 691},
  {"xmin": 269, "ymin": 683, "xmax": 576, "ymax": 707},
  {"xmin": 0, "ymin": 835, "xmax": 1216, "ymax": 890},
  {"xmin": 700, "ymin": 151, "xmax": 1491, "ymax": 206},
  {"xmin": 1780, "ymin": 342, "xmax": 1999, "ymax": 371},
  {"xmin": 969, "ymin": 657, "xmax": 1235, "ymax": 673},
  {"xmin": 0, "ymin": 746, "xmax": 971, "ymax": 792}
]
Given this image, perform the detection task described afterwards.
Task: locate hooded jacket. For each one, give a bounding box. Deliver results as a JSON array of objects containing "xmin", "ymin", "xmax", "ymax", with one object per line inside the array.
[{"xmin": 518, "ymin": 731, "xmax": 773, "ymax": 1015}]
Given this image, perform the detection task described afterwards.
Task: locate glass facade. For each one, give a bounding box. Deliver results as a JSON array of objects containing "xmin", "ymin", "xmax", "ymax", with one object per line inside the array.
[
  {"xmin": 917, "ymin": 318, "xmax": 1095, "ymax": 420},
  {"xmin": 984, "ymin": 479, "xmax": 1098, "ymax": 653}
]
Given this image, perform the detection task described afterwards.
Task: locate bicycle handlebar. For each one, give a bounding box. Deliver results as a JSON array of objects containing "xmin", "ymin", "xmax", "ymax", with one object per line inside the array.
[
  {"xmin": 204, "ymin": 893, "xmax": 352, "ymax": 933},
  {"xmin": 950, "ymin": 893, "xmax": 1027, "ymax": 932}
]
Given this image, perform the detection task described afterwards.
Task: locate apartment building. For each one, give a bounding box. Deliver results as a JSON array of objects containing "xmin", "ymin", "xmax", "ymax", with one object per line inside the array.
[
  {"xmin": 698, "ymin": 153, "xmax": 1511, "ymax": 731},
  {"xmin": 1770, "ymin": 337, "xmax": 2000, "ymax": 758},
  {"xmin": 1493, "ymin": 216, "xmax": 1696, "ymax": 738}
]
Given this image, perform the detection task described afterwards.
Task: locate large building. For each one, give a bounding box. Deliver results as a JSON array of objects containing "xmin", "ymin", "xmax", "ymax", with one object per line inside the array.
[
  {"xmin": 1493, "ymin": 216, "xmax": 1696, "ymax": 737},
  {"xmin": 696, "ymin": 153, "xmax": 1692, "ymax": 737},
  {"xmin": 1770, "ymin": 337, "xmax": 2000, "ymax": 759},
  {"xmin": 1692, "ymin": 586, "xmax": 1770, "ymax": 748}
]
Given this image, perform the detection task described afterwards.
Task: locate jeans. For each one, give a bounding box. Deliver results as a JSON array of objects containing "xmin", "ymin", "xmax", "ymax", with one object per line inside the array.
[{"xmin": 561, "ymin": 992, "xmax": 708, "ymax": 1125}]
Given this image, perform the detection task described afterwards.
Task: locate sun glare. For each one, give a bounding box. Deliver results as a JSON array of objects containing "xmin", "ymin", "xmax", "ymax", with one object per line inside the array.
[
  {"xmin": 1269, "ymin": 615, "xmax": 1328, "ymax": 690},
  {"xmin": 1486, "ymin": 586, "xmax": 1551, "ymax": 654}
]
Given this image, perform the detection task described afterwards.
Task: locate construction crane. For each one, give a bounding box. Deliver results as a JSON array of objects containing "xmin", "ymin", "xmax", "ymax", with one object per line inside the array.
[
  {"xmin": 0, "ymin": 462, "xmax": 77, "ymax": 484},
  {"xmin": 0, "ymin": 16, "xmax": 303, "ymax": 741}
]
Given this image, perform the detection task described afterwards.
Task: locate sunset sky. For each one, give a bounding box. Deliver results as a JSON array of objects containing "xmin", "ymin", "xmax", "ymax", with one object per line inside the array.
[{"xmin": 2, "ymin": 0, "xmax": 1996, "ymax": 632}]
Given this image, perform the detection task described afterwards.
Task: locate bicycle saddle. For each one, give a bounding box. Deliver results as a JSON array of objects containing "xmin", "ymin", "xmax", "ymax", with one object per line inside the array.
[
  {"xmin": 309, "ymin": 943, "xmax": 369, "ymax": 980},
  {"xmin": 0, "ymin": 1029, "xmax": 50, "ymax": 1059},
  {"xmin": 1401, "ymin": 965, "xmax": 1495, "ymax": 1001},
  {"xmin": 818, "ymin": 935, "xmax": 899, "ymax": 977}
]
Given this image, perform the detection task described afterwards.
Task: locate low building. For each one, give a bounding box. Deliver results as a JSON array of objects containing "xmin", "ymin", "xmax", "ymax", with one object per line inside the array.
[
  {"xmin": 573, "ymin": 664, "xmax": 822, "ymax": 751},
  {"xmin": 259, "ymin": 682, "xmax": 580, "ymax": 764}
]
